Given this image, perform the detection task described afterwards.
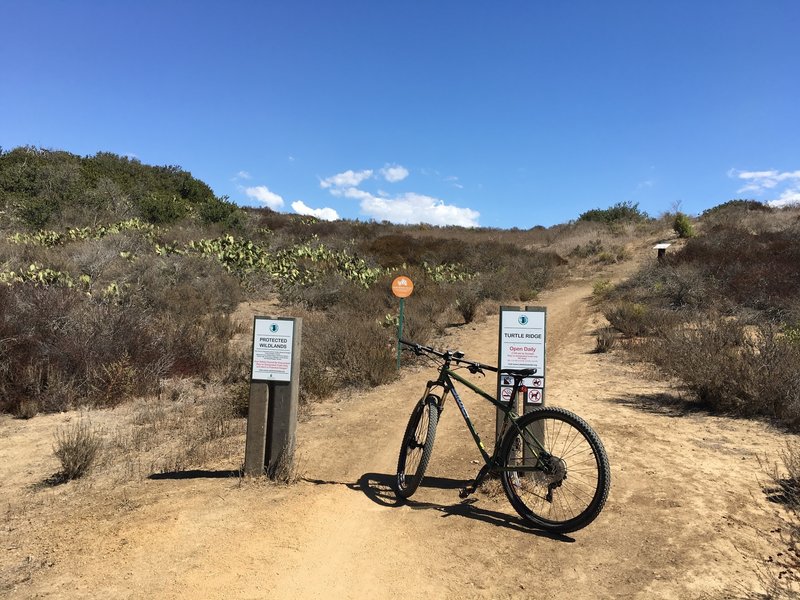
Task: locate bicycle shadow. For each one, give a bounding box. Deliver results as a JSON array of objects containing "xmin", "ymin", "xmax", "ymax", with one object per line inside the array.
[{"xmin": 347, "ymin": 472, "xmax": 574, "ymax": 541}]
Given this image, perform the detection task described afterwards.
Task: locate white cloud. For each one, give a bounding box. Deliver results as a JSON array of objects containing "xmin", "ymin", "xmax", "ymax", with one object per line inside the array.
[
  {"xmin": 319, "ymin": 166, "xmax": 480, "ymax": 226},
  {"xmin": 320, "ymin": 169, "xmax": 373, "ymax": 189},
  {"xmin": 729, "ymin": 168, "xmax": 800, "ymax": 208},
  {"xmin": 245, "ymin": 185, "xmax": 284, "ymax": 209},
  {"xmin": 333, "ymin": 187, "xmax": 374, "ymax": 201},
  {"xmin": 380, "ymin": 164, "xmax": 409, "ymax": 183},
  {"xmin": 359, "ymin": 191, "xmax": 479, "ymax": 227},
  {"xmin": 291, "ymin": 201, "xmax": 339, "ymax": 221},
  {"xmin": 235, "ymin": 170, "xmax": 252, "ymax": 180},
  {"xmin": 768, "ymin": 188, "xmax": 800, "ymax": 208}
]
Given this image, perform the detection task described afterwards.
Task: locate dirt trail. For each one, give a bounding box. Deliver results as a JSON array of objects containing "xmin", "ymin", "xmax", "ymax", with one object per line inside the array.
[{"xmin": 2, "ymin": 261, "xmax": 796, "ymax": 599}]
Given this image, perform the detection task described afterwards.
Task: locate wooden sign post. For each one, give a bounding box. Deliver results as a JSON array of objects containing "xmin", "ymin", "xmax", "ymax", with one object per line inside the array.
[{"xmin": 244, "ymin": 316, "xmax": 302, "ymax": 478}]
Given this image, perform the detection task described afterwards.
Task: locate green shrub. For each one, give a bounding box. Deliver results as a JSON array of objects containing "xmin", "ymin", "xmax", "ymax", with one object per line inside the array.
[
  {"xmin": 785, "ymin": 324, "xmax": 800, "ymax": 346},
  {"xmin": 604, "ymin": 302, "xmax": 674, "ymax": 337},
  {"xmin": 597, "ymin": 245, "xmax": 629, "ymax": 264},
  {"xmin": 137, "ymin": 193, "xmax": 189, "ymax": 224},
  {"xmin": 578, "ymin": 201, "xmax": 649, "ymax": 224},
  {"xmin": 592, "ymin": 279, "xmax": 613, "ymax": 299},
  {"xmin": 198, "ymin": 196, "xmax": 244, "ymax": 227},
  {"xmin": 17, "ymin": 195, "xmax": 60, "ymax": 229},
  {"xmin": 701, "ymin": 199, "xmax": 769, "ymax": 217},
  {"xmin": 672, "ymin": 212, "xmax": 695, "ymax": 238}
]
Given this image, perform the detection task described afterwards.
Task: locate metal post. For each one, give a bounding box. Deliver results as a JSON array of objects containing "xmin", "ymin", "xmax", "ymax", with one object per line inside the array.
[{"xmin": 396, "ymin": 297, "xmax": 405, "ymax": 369}]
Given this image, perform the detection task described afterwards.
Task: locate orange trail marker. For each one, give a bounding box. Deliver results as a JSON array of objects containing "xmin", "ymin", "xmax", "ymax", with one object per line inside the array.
[
  {"xmin": 392, "ymin": 275, "xmax": 414, "ymax": 367},
  {"xmin": 391, "ymin": 275, "xmax": 414, "ymax": 298}
]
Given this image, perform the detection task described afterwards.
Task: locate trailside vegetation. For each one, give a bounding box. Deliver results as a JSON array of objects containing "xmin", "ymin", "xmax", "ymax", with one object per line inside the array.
[
  {"xmin": 600, "ymin": 199, "xmax": 800, "ymax": 430},
  {"xmin": 578, "ymin": 200, "xmax": 650, "ymax": 224},
  {"xmin": 0, "ymin": 146, "xmax": 242, "ymax": 228},
  {"xmin": 0, "ymin": 146, "xmax": 570, "ymax": 416}
]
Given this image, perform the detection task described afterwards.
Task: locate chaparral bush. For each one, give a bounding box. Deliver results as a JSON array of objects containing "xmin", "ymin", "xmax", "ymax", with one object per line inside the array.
[{"xmin": 600, "ymin": 204, "xmax": 800, "ymax": 430}]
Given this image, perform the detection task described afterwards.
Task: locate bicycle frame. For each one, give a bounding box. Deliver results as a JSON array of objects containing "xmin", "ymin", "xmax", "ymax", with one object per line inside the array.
[{"xmin": 422, "ymin": 363, "xmax": 542, "ymax": 471}]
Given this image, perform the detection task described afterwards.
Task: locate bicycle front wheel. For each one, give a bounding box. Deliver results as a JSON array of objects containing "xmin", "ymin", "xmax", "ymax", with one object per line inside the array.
[
  {"xmin": 500, "ymin": 406, "xmax": 610, "ymax": 533},
  {"xmin": 396, "ymin": 394, "xmax": 440, "ymax": 499}
]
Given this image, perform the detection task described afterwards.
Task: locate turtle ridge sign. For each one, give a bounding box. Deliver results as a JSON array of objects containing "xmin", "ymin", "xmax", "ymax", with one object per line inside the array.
[
  {"xmin": 499, "ymin": 310, "xmax": 545, "ymax": 373},
  {"xmin": 496, "ymin": 305, "xmax": 547, "ymax": 440}
]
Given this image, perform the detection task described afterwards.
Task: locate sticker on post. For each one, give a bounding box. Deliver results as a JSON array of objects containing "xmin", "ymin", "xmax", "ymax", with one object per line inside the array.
[
  {"xmin": 526, "ymin": 388, "xmax": 543, "ymax": 404},
  {"xmin": 500, "ymin": 386, "xmax": 514, "ymax": 403}
]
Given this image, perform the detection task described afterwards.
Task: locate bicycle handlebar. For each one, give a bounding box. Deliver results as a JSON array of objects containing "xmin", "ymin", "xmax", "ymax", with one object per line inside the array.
[{"xmin": 398, "ymin": 338, "xmax": 498, "ymax": 374}]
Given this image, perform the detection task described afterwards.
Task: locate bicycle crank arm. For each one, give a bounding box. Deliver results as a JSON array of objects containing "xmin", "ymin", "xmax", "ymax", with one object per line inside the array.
[{"xmin": 459, "ymin": 464, "xmax": 492, "ymax": 499}]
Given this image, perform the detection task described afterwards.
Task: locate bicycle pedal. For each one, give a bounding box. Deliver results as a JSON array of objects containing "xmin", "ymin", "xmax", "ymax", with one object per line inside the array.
[{"xmin": 459, "ymin": 484, "xmax": 476, "ymax": 499}]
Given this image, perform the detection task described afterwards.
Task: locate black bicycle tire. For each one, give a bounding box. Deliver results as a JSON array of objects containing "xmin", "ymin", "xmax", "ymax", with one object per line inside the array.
[
  {"xmin": 395, "ymin": 395, "xmax": 440, "ymax": 499},
  {"xmin": 499, "ymin": 406, "xmax": 610, "ymax": 533}
]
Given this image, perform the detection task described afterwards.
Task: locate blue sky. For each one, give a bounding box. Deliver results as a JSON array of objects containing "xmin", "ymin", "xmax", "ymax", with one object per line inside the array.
[{"xmin": 2, "ymin": 1, "xmax": 798, "ymax": 228}]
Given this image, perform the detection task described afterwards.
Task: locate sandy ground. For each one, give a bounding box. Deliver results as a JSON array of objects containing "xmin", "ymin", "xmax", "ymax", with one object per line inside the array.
[{"xmin": 1, "ymin": 260, "xmax": 797, "ymax": 599}]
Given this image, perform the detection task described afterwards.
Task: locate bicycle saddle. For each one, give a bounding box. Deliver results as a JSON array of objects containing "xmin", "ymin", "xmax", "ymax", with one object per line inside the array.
[{"xmin": 500, "ymin": 367, "xmax": 537, "ymax": 377}]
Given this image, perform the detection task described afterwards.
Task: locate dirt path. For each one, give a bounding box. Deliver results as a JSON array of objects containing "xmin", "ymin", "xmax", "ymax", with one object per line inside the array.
[{"xmin": 2, "ymin": 264, "xmax": 796, "ymax": 599}]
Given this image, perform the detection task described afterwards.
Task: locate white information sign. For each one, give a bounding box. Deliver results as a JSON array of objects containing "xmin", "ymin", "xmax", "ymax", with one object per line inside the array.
[
  {"xmin": 499, "ymin": 309, "xmax": 545, "ymax": 372},
  {"xmin": 498, "ymin": 307, "xmax": 546, "ymax": 406},
  {"xmin": 251, "ymin": 318, "xmax": 295, "ymax": 382}
]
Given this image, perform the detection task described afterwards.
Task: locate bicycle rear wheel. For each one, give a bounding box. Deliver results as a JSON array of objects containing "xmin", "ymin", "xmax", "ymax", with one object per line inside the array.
[
  {"xmin": 500, "ymin": 406, "xmax": 610, "ymax": 533},
  {"xmin": 396, "ymin": 394, "xmax": 440, "ymax": 499}
]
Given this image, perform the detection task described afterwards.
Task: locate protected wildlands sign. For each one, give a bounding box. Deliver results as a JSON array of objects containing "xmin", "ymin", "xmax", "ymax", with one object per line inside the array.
[{"xmin": 251, "ymin": 317, "xmax": 295, "ymax": 382}]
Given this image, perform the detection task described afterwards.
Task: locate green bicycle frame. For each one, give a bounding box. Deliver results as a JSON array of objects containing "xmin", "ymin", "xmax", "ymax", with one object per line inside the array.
[{"xmin": 429, "ymin": 367, "xmax": 546, "ymax": 472}]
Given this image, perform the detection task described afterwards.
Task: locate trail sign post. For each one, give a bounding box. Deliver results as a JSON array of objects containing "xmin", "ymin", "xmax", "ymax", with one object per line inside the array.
[
  {"xmin": 245, "ymin": 316, "xmax": 302, "ymax": 478},
  {"xmin": 496, "ymin": 306, "xmax": 546, "ymax": 441},
  {"xmin": 392, "ymin": 275, "xmax": 414, "ymax": 368},
  {"xmin": 654, "ymin": 242, "xmax": 671, "ymax": 262}
]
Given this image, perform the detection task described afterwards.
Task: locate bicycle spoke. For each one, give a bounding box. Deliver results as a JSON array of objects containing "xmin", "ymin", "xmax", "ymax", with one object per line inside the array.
[{"xmin": 502, "ymin": 409, "xmax": 609, "ymax": 529}]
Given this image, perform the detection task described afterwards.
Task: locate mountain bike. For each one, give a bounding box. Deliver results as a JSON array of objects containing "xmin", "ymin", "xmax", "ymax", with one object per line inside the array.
[{"xmin": 396, "ymin": 339, "xmax": 610, "ymax": 534}]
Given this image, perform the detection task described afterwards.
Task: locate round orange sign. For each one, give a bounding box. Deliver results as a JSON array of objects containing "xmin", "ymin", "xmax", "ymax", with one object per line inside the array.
[{"xmin": 391, "ymin": 275, "xmax": 414, "ymax": 298}]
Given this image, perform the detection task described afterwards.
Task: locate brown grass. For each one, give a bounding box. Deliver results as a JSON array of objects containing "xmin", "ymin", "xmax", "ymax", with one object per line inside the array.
[
  {"xmin": 53, "ymin": 418, "xmax": 103, "ymax": 481},
  {"xmin": 753, "ymin": 443, "xmax": 800, "ymax": 599},
  {"xmin": 600, "ymin": 205, "xmax": 800, "ymax": 430}
]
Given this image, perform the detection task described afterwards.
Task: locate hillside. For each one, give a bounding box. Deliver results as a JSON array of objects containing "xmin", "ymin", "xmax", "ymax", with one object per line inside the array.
[{"xmin": 0, "ymin": 146, "xmax": 650, "ymax": 418}]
